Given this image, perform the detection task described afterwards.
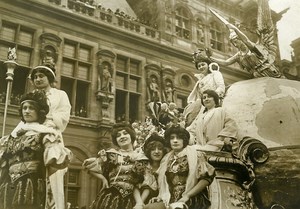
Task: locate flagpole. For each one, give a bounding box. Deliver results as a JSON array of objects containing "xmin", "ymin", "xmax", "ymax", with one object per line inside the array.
[{"xmin": 2, "ymin": 48, "xmax": 18, "ymax": 137}]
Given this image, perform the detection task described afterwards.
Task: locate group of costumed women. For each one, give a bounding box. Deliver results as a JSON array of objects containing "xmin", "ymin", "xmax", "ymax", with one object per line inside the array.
[
  {"xmin": 82, "ymin": 48, "xmax": 239, "ymax": 209},
  {"xmin": 0, "ymin": 48, "xmax": 239, "ymax": 209},
  {"xmin": 0, "ymin": 48, "xmax": 238, "ymax": 209},
  {"xmin": 83, "ymin": 123, "xmax": 215, "ymax": 209},
  {"xmin": 0, "ymin": 64, "xmax": 72, "ymax": 209}
]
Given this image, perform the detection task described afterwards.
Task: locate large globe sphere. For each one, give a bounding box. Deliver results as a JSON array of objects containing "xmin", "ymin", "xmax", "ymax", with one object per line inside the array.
[{"xmin": 223, "ymin": 77, "xmax": 300, "ymax": 147}]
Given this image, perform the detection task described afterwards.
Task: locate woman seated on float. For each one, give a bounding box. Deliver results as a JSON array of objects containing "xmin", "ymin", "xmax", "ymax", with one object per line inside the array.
[
  {"xmin": 82, "ymin": 122, "xmax": 157, "ymax": 209},
  {"xmin": 140, "ymin": 132, "xmax": 168, "ymax": 204},
  {"xmin": 144, "ymin": 125, "xmax": 215, "ymax": 209},
  {"xmin": 187, "ymin": 89, "xmax": 238, "ymax": 152}
]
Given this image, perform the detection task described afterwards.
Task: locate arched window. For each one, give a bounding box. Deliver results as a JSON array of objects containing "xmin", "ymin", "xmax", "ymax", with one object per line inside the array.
[
  {"xmin": 175, "ymin": 7, "xmax": 191, "ymax": 40},
  {"xmin": 210, "ymin": 21, "xmax": 224, "ymax": 51}
]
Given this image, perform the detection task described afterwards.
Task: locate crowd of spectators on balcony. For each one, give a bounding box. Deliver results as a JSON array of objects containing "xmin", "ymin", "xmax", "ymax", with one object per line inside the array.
[
  {"xmin": 0, "ymin": 92, "xmax": 22, "ymax": 105},
  {"xmin": 114, "ymin": 8, "xmax": 158, "ymax": 29},
  {"xmin": 71, "ymin": 0, "xmax": 158, "ymax": 29}
]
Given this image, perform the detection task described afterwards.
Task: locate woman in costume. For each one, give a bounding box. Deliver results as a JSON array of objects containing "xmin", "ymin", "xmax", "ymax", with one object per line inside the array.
[
  {"xmin": 11, "ymin": 64, "xmax": 71, "ymax": 138},
  {"xmin": 183, "ymin": 49, "xmax": 225, "ymax": 127},
  {"xmin": 0, "ymin": 90, "xmax": 72, "ymax": 209},
  {"xmin": 83, "ymin": 122, "xmax": 157, "ymax": 209},
  {"xmin": 30, "ymin": 64, "xmax": 71, "ymax": 132},
  {"xmin": 188, "ymin": 89, "xmax": 238, "ymax": 151},
  {"xmin": 140, "ymin": 133, "xmax": 167, "ymax": 204},
  {"xmin": 144, "ymin": 125, "xmax": 215, "ymax": 209}
]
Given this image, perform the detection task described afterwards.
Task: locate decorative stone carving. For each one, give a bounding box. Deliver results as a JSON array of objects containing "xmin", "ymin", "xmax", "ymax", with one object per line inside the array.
[
  {"xmin": 206, "ymin": 151, "xmax": 258, "ymax": 209},
  {"xmin": 163, "ymin": 79, "xmax": 175, "ymax": 103},
  {"xmin": 235, "ymin": 136, "xmax": 269, "ymax": 165},
  {"xmin": 232, "ymin": 136, "xmax": 269, "ymax": 190},
  {"xmin": 7, "ymin": 47, "xmax": 17, "ymax": 61},
  {"xmin": 162, "ymin": 67, "xmax": 176, "ymax": 104},
  {"xmin": 96, "ymin": 49, "xmax": 116, "ymax": 121},
  {"xmin": 98, "ymin": 62, "xmax": 113, "ymax": 93},
  {"xmin": 144, "ymin": 63, "xmax": 162, "ymax": 103},
  {"xmin": 223, "ymin": 184, "xmax": 255, "ymax": 209},
  {"xmin": 39, "ymin": 33, "xmax": 62, "ymax": 68},
  {"xmin": 147, "ymin": 75, "xmax": 161, "ymax": 103},
  {"xmin": 5, "ymin": 47, "xmax": 18, "ymax": 82}
]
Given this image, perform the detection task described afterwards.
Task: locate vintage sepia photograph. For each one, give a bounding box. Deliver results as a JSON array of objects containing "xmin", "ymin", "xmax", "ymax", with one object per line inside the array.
[{"xmin": 0, "ymin": 0, "xmax": 300, "ymax": 209}]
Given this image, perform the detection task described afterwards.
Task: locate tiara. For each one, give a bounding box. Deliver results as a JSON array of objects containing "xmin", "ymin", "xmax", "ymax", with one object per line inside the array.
[
  {"xmin": 21, "ymin": 99, "xmax": 39, "ymax": 105},
  {"xmin": 33, "ymin": 65, "xmax": 56, "ymax": 78}
]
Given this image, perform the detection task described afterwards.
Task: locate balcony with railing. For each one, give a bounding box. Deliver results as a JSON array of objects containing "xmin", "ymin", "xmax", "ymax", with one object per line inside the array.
[{"xmin": 47, "ymin": 0, "xmax": 160, "ymax": 40}]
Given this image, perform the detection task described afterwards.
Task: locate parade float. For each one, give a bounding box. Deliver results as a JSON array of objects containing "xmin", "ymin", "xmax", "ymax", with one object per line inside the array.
[
  {"xmin": 199, "ymin": 1, "xmax": 300, "ymax": 208},
  {"xmin": 0, "ymin": 0, "xmax": 299, "ymax": 209},
  {"xmin": 207, "ymin": 77, "xmax": 300, "ymax": 209}
]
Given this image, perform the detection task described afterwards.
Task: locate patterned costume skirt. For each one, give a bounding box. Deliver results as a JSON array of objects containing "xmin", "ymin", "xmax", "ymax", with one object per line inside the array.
[
  {"xmin": 0, "ymin": 173, "xmax": 46, "ymax": 209},
  {"xmin": 91, "ymin": 186, "xmax": 135, "ymax": 209},
  {"xmin": 144, "ymin": 192, "xmax": 210, "ymax": 209},
  {"xmin": 186, "ymin": 192, "xmax": 210, "ymax": 209}
]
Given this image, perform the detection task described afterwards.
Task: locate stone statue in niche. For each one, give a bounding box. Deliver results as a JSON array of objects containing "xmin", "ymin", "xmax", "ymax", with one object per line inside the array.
[
  {"xmin": 147, "ymin": 75, "xmax": 161, "ymax": 102},
  {"xmin": 98, "ymin": 62, "xmax": 113, "ymax": 93},
  {"xmin": 41, "ymin": 45, "xmax": 57, "ymax": 68},
  {"xmin": 197, "ymin": 19, "xmax": 205, "ymax": 44},
  {"xmin": 163, "ymin": 80, "xmax": 175, "ymax": 103}
]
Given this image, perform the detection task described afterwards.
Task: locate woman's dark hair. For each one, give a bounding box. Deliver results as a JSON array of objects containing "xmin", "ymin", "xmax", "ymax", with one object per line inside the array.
[
  {"xmin": 164, "ymin": 125, "xmax": 190, "ymax": 149},
  {"xmin": 193, "ymin": 48, "xmax": 212, "ymax": 70},
  {"xmin": 19, "ymin": 90, "xmax": 49, "ymax": 124},
  {"xmin": 143, "ymin": 133, "xmax": 167, "ymax": 161},
  {"xmin": 195, "ymin": 60, "xmax": 211, "ymax": 72},
  {"xmin": 111, "ymin": 122, "xmax": 136, "ymax": 147},
  {"xmin": 201, "ymin": 89, "xmax": 220, "ymax": 108},
  {"xmin": 30, "ymin": 64, "xmax": 56, "ymax": 83}
]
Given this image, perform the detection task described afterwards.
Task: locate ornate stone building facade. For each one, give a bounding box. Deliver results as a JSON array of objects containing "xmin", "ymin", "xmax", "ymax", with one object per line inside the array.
[
  {"xmin": 281, "ymin": 37, "xmax": 300, "ymax": 80},
  {"xmin": 0, "ymin": 0, "xmax": 284, "ymax": 208}
]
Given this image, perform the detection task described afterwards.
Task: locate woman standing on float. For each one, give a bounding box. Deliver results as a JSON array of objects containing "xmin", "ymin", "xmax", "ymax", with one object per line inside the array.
[
  {"xmin": 183, "ymin": 49, "xmax": 225, "ymax": 127},
  {"xmin": 11, "ymin": 64, "xmax": 71, "ymax": 136},
  {"xmin": 30, "ymin": 65, "xmax": 71, "ymax": 132}
]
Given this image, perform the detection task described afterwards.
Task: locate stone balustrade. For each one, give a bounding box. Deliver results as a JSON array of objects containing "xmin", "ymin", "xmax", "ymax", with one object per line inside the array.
[{"xmin": 47, "ymin": 0, "xmax": 160, "ymax": 40}]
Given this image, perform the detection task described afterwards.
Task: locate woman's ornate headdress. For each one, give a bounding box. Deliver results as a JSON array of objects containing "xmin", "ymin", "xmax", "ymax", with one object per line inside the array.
[{"xmin": 192, "ymin": 48, "xmax": 212, "ymax": 64}]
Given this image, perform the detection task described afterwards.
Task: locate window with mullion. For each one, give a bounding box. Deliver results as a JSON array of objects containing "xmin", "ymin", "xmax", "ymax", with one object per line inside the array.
[
  {"xmin": 115, "ymin": 55, "xmax": 141, "ymax": 123},
  {"xmin": 64, "ymin": 169, "xmax": 81, "ymax": 208},
  {"xmin": 0, "ymin": 21, "xmax": 33, "ymax": 104},
  {"xmin": 61, "ymin": 39, "xmax": 92, "ymax": 117},
  {"xmin": 175, "ymin": 7, "xmax": 191, "ymax": 40},
  {"xmin": 210, "ymin": 21, "xmax": 224, "ymax": 51}
]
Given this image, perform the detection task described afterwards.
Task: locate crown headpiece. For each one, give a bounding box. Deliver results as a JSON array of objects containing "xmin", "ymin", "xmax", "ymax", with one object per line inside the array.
[{"xmin": 192, "ymin": 48, "xmax": 211, "ymax": 64}]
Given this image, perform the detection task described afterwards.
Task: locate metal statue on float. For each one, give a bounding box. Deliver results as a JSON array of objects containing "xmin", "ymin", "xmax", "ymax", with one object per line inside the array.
[{"xmin": 200, "ymin": 0, "xmax": 284, "ymax": 78}]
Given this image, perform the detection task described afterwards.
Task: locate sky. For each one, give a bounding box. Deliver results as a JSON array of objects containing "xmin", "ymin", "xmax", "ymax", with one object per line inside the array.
[{"xmin": 269, "ymin": 0, "xmax": 300, "ymax": 61}]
